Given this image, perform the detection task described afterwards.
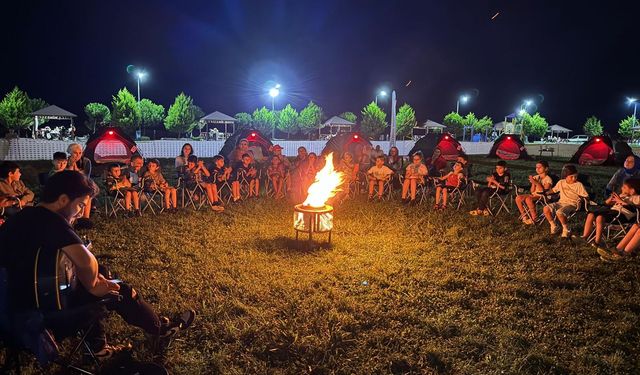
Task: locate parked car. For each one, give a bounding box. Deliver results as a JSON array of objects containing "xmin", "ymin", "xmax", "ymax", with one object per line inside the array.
[{"xmin": 567, "ymin": 135, "xmax": 589, "ymax": 143}]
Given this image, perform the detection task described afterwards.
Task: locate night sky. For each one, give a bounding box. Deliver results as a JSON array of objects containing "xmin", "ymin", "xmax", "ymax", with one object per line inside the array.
[{"xmin": 1, "ymin": 0, "xmax": 639, "ymax": 134}]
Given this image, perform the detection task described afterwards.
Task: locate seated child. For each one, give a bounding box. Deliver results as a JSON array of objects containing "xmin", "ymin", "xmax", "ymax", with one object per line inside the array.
[
  {"xmin": 434, "ymin": 161, "xmax": 465, "ymax": 209},
  {"xmin": 232, "ymin": 153, "xmax": 259, "ymax": 201},
  {"xmin": 267, "ymin": 156, "xmax": 286, "ymax": 199},
  {"xmin": 49, "ymin": 152, "xmax": 68, "ymax": 176},
  {"xmin": 457, "ymin": 154, "xmax": 471, "ymax": 178},
  {"xmin": 542, "ymin": 164, "xmax": 589, "ymax": 237},
  {"xmin": 401, "ymin": 153, "xmax": 428, "ymax": 205},
  {"xmin": 580, "ymin": 178, "xmax": 640, "ymax": 247},
  {"xmin": 516, "ymin": 160, "xmax": 553, "ymax": 224},
  {"xmin": 183, "ymin": 155, "xmax": 224, "ymax": 211},
  {"xmin": 106, "ymin": 163, "xmax": 141, "ymax": 217},
  {"xmin": 143, "ymin": 159, "xmax": 178, "ymax": 211},
  {"xmin": 0, "ymin": 161, "xmax": 35, "ymax": 216},
  {"xmin": 211, "ymin": 155, "xmax": 232, "ymax": 191},
  {"xmin": 599, "ymin": 221, "xmax": 640, "ymax": 261},
  {"xmin": 470, "ymin": 160, "xmax": 511, "ymax": 216},
  {"xmin": 367, "ymin": 155, "xmax": 394, "ymax": 201}
]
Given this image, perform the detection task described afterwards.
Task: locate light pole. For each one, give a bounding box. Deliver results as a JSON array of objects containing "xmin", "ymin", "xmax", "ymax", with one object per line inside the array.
[
  {"xmin": 456, "ymin": 95, "xmax": 469, "ymax": 114},
  {"xmin": 375, "ymin": 90, "xmax": 387, "ymax": 105},
  {"xmin": 136, "ymin": 71, "xmax": 147, "ymax": 103},
  {"xmin": 269, "ymin": 84, "xmax": 280, "ymax": 111},
  {"xmin": 628, "ymin": 97, "xmax": 638, "ymax": 128}
]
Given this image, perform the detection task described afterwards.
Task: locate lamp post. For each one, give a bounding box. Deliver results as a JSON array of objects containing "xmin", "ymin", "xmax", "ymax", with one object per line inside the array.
[
  {"xmin": 375, "ymin": 90, "xmax": 387, "ymax": 105},
  {"xmin": 628, "ymin": 97, "xmax": 638, "ymax": 128},
  {"xmin": 136, "ymin": 71, "xmax": 146, "ymax": 103},
  {"xmin": 269, "ymin": 84, "xmax": 281, "ymax": 111},
  {"xmin": 456, "ymin": 95, "xmax": 469, "ymax": 114}
]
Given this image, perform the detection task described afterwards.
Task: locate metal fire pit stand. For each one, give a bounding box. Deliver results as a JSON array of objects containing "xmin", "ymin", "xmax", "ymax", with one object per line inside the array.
[{"xmin": 293, "ymin": 204, "xmax": 333, "ymax": 245}]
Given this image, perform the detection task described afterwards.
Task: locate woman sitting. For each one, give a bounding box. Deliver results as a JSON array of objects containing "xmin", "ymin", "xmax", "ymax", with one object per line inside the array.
[{"xmin": 515, "ymin": 160, "xmax": 553, "ymax": 224}]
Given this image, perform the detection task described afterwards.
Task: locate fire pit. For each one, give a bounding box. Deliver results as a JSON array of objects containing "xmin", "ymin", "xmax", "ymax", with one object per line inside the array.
[
  {"xmin": 293, "ymin": 152, "xmax": 343, "ymax": 247},
  {"xmin": 293, "ymin": 204, "xmax": 333, "ymax": 244}
]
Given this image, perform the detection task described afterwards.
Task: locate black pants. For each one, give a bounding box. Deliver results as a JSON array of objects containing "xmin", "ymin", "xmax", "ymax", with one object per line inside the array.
[
  {"xmin": 45, "ymin": 283, "xmax": 161, "ymax": 351},
  {"xmin": 475, "ymin": 187, "xmax": 493, "ymax": 210}
]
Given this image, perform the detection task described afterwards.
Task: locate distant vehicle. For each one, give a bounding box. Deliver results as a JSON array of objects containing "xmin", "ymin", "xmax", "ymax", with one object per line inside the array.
[{"xmin": 567, "ymin": 135, "xmax": 589, "ymax": 143}]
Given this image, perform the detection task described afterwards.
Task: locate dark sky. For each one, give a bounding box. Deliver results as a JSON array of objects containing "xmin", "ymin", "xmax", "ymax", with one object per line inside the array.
[{"xmin": 1, "ymin": 0, "xmax": 639, "ymax": 133}]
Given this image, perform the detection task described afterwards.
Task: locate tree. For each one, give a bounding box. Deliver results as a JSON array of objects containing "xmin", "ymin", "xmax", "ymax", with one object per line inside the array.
[
  {"xmin": 234, "ymin": 112, "xmax": 252, "ymax": 130},
  {"xmin": 583, "ymin": 116, "xmax": 603, "ymax": 136},
  {"xmin": 521, "ymin": 112, "xmax": 549, "ymax": 138},
  {"xmin": 443, "ymin": 112, "xmax": 464, "ymax": 137},
  {"xmin": 164, "ymin": 92, "xmax": 198, "ymax": 137},
  {"xmin": 395, "ymin": 103, "xmax": 416, "ymax": 139},
  {"xmin": 360, "ymin": 102, "xmax": 387, "ymax": 138},
  {"xmin": 619, "ymin": 116, "xmax": 636, "ymax": 139},
  {"xmin": 299, "ymin": 101, "xmax": 323, "ymax": 136},
  {"xmin": 0, "ymin": 86, "xmax": 33, "ymax": 131},
  {"xmin": 111, "ymin": 88, "xmax": 141, "ymax": 135},
  {"xmin": 462, "ymin": 113, "xmax": 478, "ymax": 131},
  {"xmin": 251, "ymin": 106, "xmax": 276, "ymax": 135},
  {"xmin": 475, "ymin": 116, "xmax": 493, "ymax": 134},
  {"xmin": 138, "ymin": 99, "xmax": 165, "ymax": 131},
  {"xmin": 84, "ymin": 103, "xmax": 111, "ymax": 133},
  {"xmin": 339, "ymin": 111, "xmax": 357, "ymax": 123},
  {"xmin": 277, "ymin": 104, "xmax": 299, "ymax": 138}
]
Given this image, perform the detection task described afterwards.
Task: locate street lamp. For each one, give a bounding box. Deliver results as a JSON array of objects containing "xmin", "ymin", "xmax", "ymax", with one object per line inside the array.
[
  {"xmin": 269, "ymin": 84, "xmax": 280, "ymax": 111},
  {"xmin": 375, "ymin": 90, "xmax": 387, "ymax": 105},
  {"xmin": 135, "ymin": 71, "xmax": 147, "ymax": 103},
  {"xmin": 628, "ymin": 97, "xmax": 638, "ymax": 129},
  {"xmin": 456, "ymin": 95, "xmax": 469, "ymax": 114}
]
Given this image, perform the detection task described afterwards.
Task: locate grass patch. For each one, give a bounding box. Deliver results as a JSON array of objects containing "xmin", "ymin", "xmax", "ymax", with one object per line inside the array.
[{"xmin": 5, "ymin": 156, "xmax": 640, "ymax": 373}]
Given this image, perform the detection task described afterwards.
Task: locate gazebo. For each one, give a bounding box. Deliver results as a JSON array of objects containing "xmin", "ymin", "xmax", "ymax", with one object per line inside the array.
[
  {"xmin": 31, "ymin": 105, "xmax": 77, "ymax": 139},
  {"xmin": 547, "ymin": 124, "xmax": 573, "ymax": 139},
  {"xmin": 200, "ymin": 111, "xmax": 236, "ymax": 140},
  {"xmin": 320, "ymin": 116, "xmax": 355, "ymax": 137},
  {"xmin": 412, "ymin": 120, "xmax": 446, "ymax": 139}
]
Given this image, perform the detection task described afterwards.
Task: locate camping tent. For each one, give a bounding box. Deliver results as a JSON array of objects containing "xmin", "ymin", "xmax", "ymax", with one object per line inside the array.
[
  {"xmin": 319, "ymin": 116, "xmax": 355, "ymax": 137},
  {"xmin": 569, "ymin": 136, "xmax": 616, "ymax": 166},
  {"xmin": 408, "ymin": 132, "xmax": 464, "ymax": 161},
  {"xmin": 84, "ymin": 126, "xmax": 140, "ymax": 166},
  {"xmin": 219, "ymin": 129, "xmax": 273, "ymax": 163},
  {"xmin": 487, "ymin": 134, "xmax": 530, "ymax": 160},
  {"xmin": 321, "ymin": 132, "xmax": 373, "ymax": 163}
]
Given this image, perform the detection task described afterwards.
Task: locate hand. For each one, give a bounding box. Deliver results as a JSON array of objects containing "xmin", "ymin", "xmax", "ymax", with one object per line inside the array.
[
  {"xmin": 528, "ymin": 175, "xmax": 535, "ymax": 184},
  {"xmin": 197, "ymin": 160, "xmax": 204, "ymax": 167},
  {"xmin": 89, "ymin": 274, "xmax": 120, "ymax": 297}
]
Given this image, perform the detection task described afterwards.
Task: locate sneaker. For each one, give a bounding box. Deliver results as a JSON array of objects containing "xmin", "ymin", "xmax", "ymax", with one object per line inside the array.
[
  {"xmin": 522, "ymin": 217, "xmax": 534, "ymax": 225},
  {"xmin": 211, "ymin": 205, "xmax": 225, "ymax": 212},
  {"xmin": 368, "ymin": 195, "xmax": 374, "ymax": 202},
  {"xmin": 159, "ymin": 309, "xmax": 196, "ymax": 338},
  {"xmin": 482, "ymin": 209, "xmax": 490, "ymax": 216},
  {"xmin": 135, "ymin": 210, "xmax": 142, "ymax": 217},
  {"xmin": 561, "ymin": 227, "xmax": 570, "ymax": 238},
  {"xmin": 469, "ymin": 210, "xmax": 480, "ymax": 216},
  {"xmin": 409, "ymin": 199, "xmax": 417, "ymax": 206},
  {"xmin": 376, "ymin": 196, "xmax": 383, "ymax": 202},
  {"xmin": 90, "ymin": 343, "xmax": 132, "ymax": 362},
  {"xmin": 433, "ymin": 204, "xmax": 440, "ymax": 210},
  {"xmin": 603, "ymin": 251, "xmax": 626, "ymax": 262},
  {"xmin": 550, "ymin": 225, "xmax": 560, "ymax": 235},
  {"xmin": 571, "ymin": 235, "xmax": 587, "ymax": 243},
  {"xmin": 596, "ymin": 247, "xmax": 611, "ymax": 258}
]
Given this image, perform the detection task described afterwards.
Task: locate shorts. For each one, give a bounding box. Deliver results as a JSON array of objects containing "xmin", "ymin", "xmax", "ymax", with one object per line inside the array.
[
  {"xmin": 109, "ymin": 187, "xmax": 136, "ymax": 197},
  {"xmin": 547, "ymin": 202, "xmax": 576, "ymax": 217},
  {"xmin": 444, "ymin": 185, "xmax": 458, "ymax": 192}
]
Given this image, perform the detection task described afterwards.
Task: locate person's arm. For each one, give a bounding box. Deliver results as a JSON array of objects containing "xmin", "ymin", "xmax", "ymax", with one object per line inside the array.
[
  {"xmin": 201, "ymin": 165, "xmax": 211, "ymax": 177},
  {"xmin": 82, "ymin": 158, "xmax": 92, "ymax": 176},
  {"xmin": 61, "ymin": 243, "xmax": 119, "ymax": 297},
  {"xmin": 605, "ymin": 169, "xmax": 622, "ymax": 195},
  {"xmin": 19, "ymin": 181, "xmax": 35, "ymax": 204}
]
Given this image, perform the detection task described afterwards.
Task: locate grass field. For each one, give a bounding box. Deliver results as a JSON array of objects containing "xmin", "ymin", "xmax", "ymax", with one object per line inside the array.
[{"xmin": 7, "ymin": 157, "xmax": 640, "ymax": 374}]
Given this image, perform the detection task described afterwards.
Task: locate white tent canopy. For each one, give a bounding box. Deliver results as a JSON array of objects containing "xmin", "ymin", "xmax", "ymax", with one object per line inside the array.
[
  {"xmin": 548, "ymin": 124, "xmax": 572, "ymax": 133},
  {"xmin": 320, "ymin": 115, "xmax": 354, "ymax": 136},
  {"xmin": 31, "ymin": 105, "xmax": 77, "ymax": 139},
  {"xmin": 199, "ymin": 111, "xmax": 236, "ymax": 139},
  {"xmin": 423, "ymin": 120, "xmax": 446, "ymax": 131}
]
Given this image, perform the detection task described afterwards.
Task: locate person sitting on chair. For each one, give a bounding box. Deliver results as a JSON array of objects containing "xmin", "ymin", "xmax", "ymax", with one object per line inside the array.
[
  {"xmin": 542, "ymin": 164, "xmax": 589, "ymax": 238},
  {"xmin": 0, "ymin": 161, "xmax": 35, "ymax": 216},
  {"xmin": 515, "ymin": 160, "xmax": 553, "ymax": 225},
  {"xmin": 144, "ymin": 159, "xmax": 178, "ymax": 212},
  {"xmin": 401, "ymin": 153, "xmax": 428, "ymax": 205},
  {"xmin": 128, "ymin": 154, "xmax": 145, "ymax": 190},
  {"xmin": 434, "ymin": 161, "xmax": 465, "ymax": 210},
  {"xmin": 267, "ymin": 156, "xmax": 286, "ymax": 199},
  {"xmin": 106, "ymin": 164, "xmax": 141, "ymax": 217},
  {"xmin": 49, "ymin": 152, "xmax": 69, "ymax": 177},
  {"xmin": 367, "ymin": 155, "xmax": 394, "ymax": 202},
  {"xmin": 470, "ymin": 160, "xmax": 510, "ymax": 217},
  {"xmin": 0, "ymin": 171, "xmax": 195, "ymax": 362},
  {"xmin": 66, "ymin": 143, "xmax": 93, "ymax": 227}
]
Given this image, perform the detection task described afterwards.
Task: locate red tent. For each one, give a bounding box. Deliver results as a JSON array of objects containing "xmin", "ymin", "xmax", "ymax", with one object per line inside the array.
[
  {"xmin": 83, "ymin": 127, "xmax": 141, "ymax": 165},
  {"xmin": 487, "ymin": 134, "xmax": 530, "ymax": 160},
  {"xmin": 408, "ymin": 132, "xmax": 465, "ymax": 160},
  {"xmin": 569, "ymin": 136, "xmax": 615, "ymax": 166}
]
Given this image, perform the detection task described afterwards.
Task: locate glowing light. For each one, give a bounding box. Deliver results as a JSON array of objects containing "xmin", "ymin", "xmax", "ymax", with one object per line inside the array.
[
  {"xmin": 628, "ymin": 97, "xmax": 638, "ymax": 104},
  {"xmin": 507, "ymin": 136, "xmax": 512, "ymax": 140},
  {"xmin": 595, "ymin": 138, "xmax": 601, "ymax": 142},
  {"xmin": 302, "ymin": 153, "xmax": 344, "ymax": 208},
  {"xmin": 460, "ymin": 95, "xmax": 469, "ymax": 103},
  {"xmin": 379, "ymin": 90, "xmax": 387, "ymax": 97},
  {"xmin": 353, "ymin": 134, "xmax": 359, "ymax": 139},
  {"xmin": 269, "ymin": 87, "xmax": 280, "ymax": 98},
  {"xmin": 108, "ymin": 130, "xmax": 114, "ymax": 135},
  {"xmin": 444, "ymin": 135, "xmax": 449, "ymax": 140}
]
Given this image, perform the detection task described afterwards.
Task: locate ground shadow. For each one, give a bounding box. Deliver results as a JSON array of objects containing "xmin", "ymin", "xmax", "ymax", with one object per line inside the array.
[{"xmin": 250, "ymin": 235, "xmax": 333, "ymax": 255}]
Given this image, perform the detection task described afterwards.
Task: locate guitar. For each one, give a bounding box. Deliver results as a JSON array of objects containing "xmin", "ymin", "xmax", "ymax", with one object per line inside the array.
[{"xmin": 33, "ymin": 237, "xmax": 91, "ymax": 311}]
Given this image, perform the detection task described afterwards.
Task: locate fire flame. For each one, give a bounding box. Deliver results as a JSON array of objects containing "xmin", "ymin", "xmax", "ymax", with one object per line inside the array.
[{"xmin": 302, "ymin": 153, "xmax": 344, "ymax": 208}]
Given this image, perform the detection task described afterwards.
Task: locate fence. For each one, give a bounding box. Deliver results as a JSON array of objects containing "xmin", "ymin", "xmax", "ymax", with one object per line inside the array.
[{"xmin": 0, "ymin": 138, "xmax": 495, "ymax": 161}]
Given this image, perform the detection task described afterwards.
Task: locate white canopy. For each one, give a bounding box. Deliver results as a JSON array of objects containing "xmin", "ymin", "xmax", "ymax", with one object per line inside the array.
[
  {"xmin": 320, "ymin": 116, "xmax": 354, "ymax": 136},
  {"xmin": 547, "ymin": 124, "xmax": 572, "ymax": 133},
  {"xmin": 199, "ymin": 111, "xmax": 236, "ymax": 138},
  {"xmin": 423, "ymin": 120, "xmax": 446, "ymax": 130}
]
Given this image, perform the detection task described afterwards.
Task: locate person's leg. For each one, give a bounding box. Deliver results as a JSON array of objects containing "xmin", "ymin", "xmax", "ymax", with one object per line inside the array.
[
  {"xmin": 108, "ymin": 283, "xmax": 162, "ymax": 336},
  {"xmin": 595, "ymin": 215, "xmax": 605, "ymax": 244},
  {"xmin": 515, "ymin": 194, "xmax": 527, "ymax": 215},
  {"xmin": 132, "ymin": 191, "xmax": 140, "ymax": 210},
  {"xmin": 617, "ymin": 223, "xmax": 639, "ymax": 251},
  {"xmin": 435, "ymin": 186, "xmax": 442, "ymax": 205},
  {"xmin": 401, "ymin": 179, "xmax": 410, "ymax": 199},
  {"xmin": 170, "ymin": 188, "xmax": 177, "ymax": 208},
  {"xmin": 163, "ymin": 188, "xmax": 171, "ymax": 208},
  {"xmin": 525, "ymin": 196, "xmax": 538, "ymax": 220},
  {"xmin": 124, "ymin": 191, "xmax": 132, "ymax": 210},
  {"xmin": 410, "ymin": 179, "xmax": 417, "ymax": 200},
  {"xmin": 543, "ymin": 205, "xmax": 555, "ymax": 226},
  {"xmin": 583, "ymin": 213, "xmax": 595, "ymax": 238},
  {"xmin": 368, "ymin": 179, "xmax": 375, "ymax": 197},
  {"xmin": 211, "ymin": 184, "xmax": 220, "ymax": 203},
  {"xmin": 232, "ymin": 181, "xmax": 240, "ymax": 200},
  {"xmin": 378, "ymin": 180, "xmax": 384, "ymax": 198},
  {"xmin": 474, "ymin": 188, "xmax": 484, "ymax": 211},
  {"xmin": 443, "ymin": 188, "xmax": 449, "ymax": 207},
  {"xmin": 478, "ymin": 188, "xmax": 491, "ymax": 211},
  {"xmin": 254, "ymin": 179, "xmax": 260, "ymax": 196}
]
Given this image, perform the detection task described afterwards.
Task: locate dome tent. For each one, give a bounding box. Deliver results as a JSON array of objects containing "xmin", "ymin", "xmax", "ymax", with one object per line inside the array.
[
  {"xmin": 569, "ymin": 135, "xmax": 616, "ymax": 166},
  {"xmin": 407, "ymin": 132, "xmax": 465, "ymax": 161},
  {"xmin": 219, "ymin": 129, "xmax": 273, "ymax": 163},
  {"xmin": 321, "ymin": 132, "xmax": 373, "ymax": 164},
  {"xmin": 84, "ymin": 126, "xmax": 141, "ymax": 166},
  {"xmin": 487, "ymin": 134, "xmax": 530, "ymax": 160}
]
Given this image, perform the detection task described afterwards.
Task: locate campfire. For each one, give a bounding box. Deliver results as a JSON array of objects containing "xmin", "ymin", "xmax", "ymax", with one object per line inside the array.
[{"xmin": 294, "ymin": 153, "xmax": 344, "ymax": 244}]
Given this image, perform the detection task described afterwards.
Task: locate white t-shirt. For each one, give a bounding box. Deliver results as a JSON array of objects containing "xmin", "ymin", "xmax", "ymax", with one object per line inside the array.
[
  {"xmin": 368, "ymin": 165, "xmax": 393, "ymax": 180},
  {"xmin": 552, "ymin": 179, "xmax": 589, "ymax": 206},
  {"xmin": 612, "ymin": 194, "xmax": 640, "ymax": 220},
  {"xmin": 533, "ymin": 175, "xmax": 553, "ymax": 193}
]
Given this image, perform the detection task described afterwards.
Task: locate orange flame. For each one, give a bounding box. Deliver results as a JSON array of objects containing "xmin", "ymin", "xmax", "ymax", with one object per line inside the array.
[{"xmin": 302, "ymin": 153, "xmax": 344, "ymax": 208}]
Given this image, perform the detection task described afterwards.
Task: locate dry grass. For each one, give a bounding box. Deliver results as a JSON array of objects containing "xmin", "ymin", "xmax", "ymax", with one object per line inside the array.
[{"xmin": 6, "ymin": 157, "xmax": 640, "ymax": 374}]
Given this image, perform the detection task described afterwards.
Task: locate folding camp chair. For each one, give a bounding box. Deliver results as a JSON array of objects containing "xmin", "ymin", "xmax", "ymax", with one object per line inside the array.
[
  {"xmin": 177, "ymin": 177, "xmax": 209, "ymax": 211},
  {"xmin": 102, "ymin": 173, "xmax": 128, "ymax": 219},
  {"xmin": 447, "ymin": 179, "xmax": 469, "ymax": 210},
  {"xmin": 584, "ymin": 205, "xmax": 639, "ymax": 244},
  {"xmin": 487, "ymin": 184, "xmax": 514, "ymax": 216},
  {"xmin": 214, "ymin": 173, "xmax": 234, "ymax": 204},
  {"xmin": 140, "ymin": 178, "xmax": 165, "ymax": 215}
]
